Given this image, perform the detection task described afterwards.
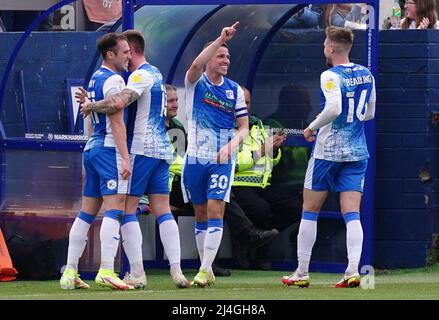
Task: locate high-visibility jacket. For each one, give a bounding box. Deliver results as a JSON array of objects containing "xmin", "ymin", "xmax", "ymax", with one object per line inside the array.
[
  {"xmin": 233, "ymin": 115, "xmax": 281, "ymax": 189},
  {"xmin": 167, "ymin": 117, "xmax": 186, "ymax": 191}
]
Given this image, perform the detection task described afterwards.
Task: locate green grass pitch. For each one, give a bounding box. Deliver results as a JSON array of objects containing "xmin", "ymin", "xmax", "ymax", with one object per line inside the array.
[{"xmin": 1, "ymin": 264, "xmax": 439, "ymax": 300}]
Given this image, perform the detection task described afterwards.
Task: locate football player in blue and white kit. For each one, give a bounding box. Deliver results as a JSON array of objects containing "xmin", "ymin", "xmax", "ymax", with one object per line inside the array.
[
  {"xmin": 182, "ymin": 22, "xmax": 249, "ymax": 287},
  {"xmin": 80, "ymin": 30, "xmax": 190, "ymax": 289},
  {"xmin": 282, "ymin": 27, "xmax": 376, "ymax": 288},
  {"xmin": 60, "ymin": 33, "xmax": 134, "ymax": 290}
]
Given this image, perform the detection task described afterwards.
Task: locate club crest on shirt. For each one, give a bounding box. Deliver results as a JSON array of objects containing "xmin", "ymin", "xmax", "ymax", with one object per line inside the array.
[
  {"xmin": 225, "ymin": 90, "xmax": 234, "ymax": 99},
  {"xmin": 107, "ymin": 179, "xmax": 117, "ymax": 190}
]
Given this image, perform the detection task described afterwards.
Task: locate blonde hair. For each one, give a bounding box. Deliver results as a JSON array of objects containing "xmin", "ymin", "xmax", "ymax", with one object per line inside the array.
[{"xmin": 325, "ymin": 26, "xmax": 354, "ymax": 52}]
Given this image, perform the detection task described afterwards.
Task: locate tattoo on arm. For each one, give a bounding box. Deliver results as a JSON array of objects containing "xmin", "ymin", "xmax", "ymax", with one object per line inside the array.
[{"xmin": 87, "ymin": 89, "xmax": 140, "ymax": 114}]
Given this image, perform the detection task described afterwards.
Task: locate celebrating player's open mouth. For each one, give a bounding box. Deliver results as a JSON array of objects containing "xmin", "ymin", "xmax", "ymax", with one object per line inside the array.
[{"xmin": 219, "ymin": 64, "xmax": 228, "ymax": 73}]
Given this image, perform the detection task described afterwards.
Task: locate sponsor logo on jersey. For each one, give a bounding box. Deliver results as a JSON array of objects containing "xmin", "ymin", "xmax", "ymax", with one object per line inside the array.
[{"xmin": 203, "ymin": 92, "xmax": 233, "ymax": 112}]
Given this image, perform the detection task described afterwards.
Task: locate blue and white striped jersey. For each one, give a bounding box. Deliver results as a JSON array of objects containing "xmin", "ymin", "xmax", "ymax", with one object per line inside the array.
[
  {"xmin": 84, "ymin": 66, "xmax": 125, "ymax": 151},
  {"xmin": 125, "ymin": 63, "xmax": 173, "ymax": 160},
  {"xmin": 185, "ymin": 72, "xmax": 247, "ymax": 160},
  {"xmin": 311, "ymin": 63, "xmax": 376, "ymax": 162}
]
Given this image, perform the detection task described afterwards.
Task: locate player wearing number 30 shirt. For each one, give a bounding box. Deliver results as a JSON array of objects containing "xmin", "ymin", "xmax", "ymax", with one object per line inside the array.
[{"xmin": 181, "ymin": 22, "xmax": 249, "ymax": 287}]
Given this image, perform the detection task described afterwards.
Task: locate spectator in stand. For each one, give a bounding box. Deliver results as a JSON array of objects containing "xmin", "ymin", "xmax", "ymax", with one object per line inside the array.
[
  {"xmin": 401, "ymin": 0, "xmax": 439, "ymax": 29},
  {"xmin": 283, "ymin": 5, "xmax": 325, "ymax": 29},
  {"xmin": 323, "ymin": 4, "xmax": 368, "ymax": 29},
  {"xmin": 82, "ymin": 0, "xmax": 122, "ymax": 31},
  {"xmin": 282, "ymin": 4, "xmax": 367, "ymax": 31}
]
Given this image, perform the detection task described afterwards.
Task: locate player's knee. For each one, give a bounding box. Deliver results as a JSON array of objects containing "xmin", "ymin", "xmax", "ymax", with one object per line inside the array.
[
  {"xmin": 340, "ymin": 206, "xmax": 360, "ymax": 214},
  {"xmin": 340, "ymin": 199, "xmax": 360, "ymax": 213},
  {"xmin": 302, "ymin": 202, "xmax": 322, "ymax": 213}
]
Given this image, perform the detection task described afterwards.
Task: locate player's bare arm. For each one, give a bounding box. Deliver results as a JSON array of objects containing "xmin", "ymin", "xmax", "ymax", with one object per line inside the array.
[
  {"xmin": 187, "ymin": 21, "xmax": 239, "ymax": 83},
  {"xmin": 217, "ymin": 115, "xmax": 249, "ymax": 163},
  {"xmin": 109, "ymin": 110, "xmax": 131, "ymax": 180},
  {"xmin": 80, "ymin": 88, "xmax": 140, "ymax": 116}
]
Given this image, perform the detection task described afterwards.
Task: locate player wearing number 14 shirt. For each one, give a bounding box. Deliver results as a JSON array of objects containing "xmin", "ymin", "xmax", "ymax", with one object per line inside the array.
[{"xmin": 282, "ymin": 26, "xmax": 376, "ymax": 289}]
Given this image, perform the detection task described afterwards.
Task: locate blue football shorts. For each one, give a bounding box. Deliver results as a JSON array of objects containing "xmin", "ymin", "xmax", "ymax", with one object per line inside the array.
[
  {"xmin": 181, "ymin": 155, "xmax": 235, "ymax": 205},
  {"xmin": 129, "ymin": 155, "xmax": 170, "ymax": 197},
  {"xmin": 83, "ymin": 146, "xmax": 129, "ymax": 197},
  {"xmin": 304, "ymin": 156, "xmax": 368, "ymax": 193}
]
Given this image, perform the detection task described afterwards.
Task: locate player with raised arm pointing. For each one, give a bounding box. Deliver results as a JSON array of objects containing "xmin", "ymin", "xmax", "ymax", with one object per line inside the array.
[{"xmin": 182, "ymin": 22, "xmax": 249, "ymax": 287}]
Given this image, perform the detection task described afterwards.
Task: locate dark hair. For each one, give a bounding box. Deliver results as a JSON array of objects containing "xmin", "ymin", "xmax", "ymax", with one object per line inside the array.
[
  {"xmin": 165, "ymin": 84, "xmax": 177, "ymax": 92},
  {"xmin": 122, "ymin": 29, "xmax": 146, "ymax": 54},
  {"xmin": 325, "ymin": 26, "xmax": 354, "ymax": 51},
  {"xmin": 203, "ymin": 41, "xmax": 229, "ymax": 50},
  {"xmin": 97, "ymin": 33, "xmax": 127, "ymax": 59}
]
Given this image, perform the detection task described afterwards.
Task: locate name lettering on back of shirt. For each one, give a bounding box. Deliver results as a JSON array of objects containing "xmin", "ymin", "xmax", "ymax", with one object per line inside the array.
[{"xmin": 343, "ymin": 75, "xmax": 372, "ymax": 87}]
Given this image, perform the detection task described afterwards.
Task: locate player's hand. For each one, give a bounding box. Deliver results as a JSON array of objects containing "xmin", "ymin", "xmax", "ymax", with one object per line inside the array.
[
  {"xmin": 79, "ymin": 96, "xmax": 92, "ymax": 118},
  {"xmin": 120, "ymin": 157, "xmax": 132, "ymax": 180},
  {"xmin": 220, "ymin": 21, "xmax": 239, "ymax": 42},
  {"xmin": 75, "ymin": 87, "xmax": 88, "ymax": 105},
  {"xmin": 77, "ymin": 87, "xmax": 91, "ymax": 118},
  {"xmin": 304, "ymin": 127, "xmax": 316, "ymax": 142},
  {"xmin": 217, "ymin": 144, "xmax": 232, "ymax": 164}
]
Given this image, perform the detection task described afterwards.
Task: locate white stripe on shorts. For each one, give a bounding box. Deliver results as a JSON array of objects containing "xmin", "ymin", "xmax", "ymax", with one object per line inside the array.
[
  {"xmin": 180, "ymin": 154, "xmax": 190, "ymax": 203},
  {"xmin": 224, "ymin": 160, "xmax": 236, "ymax": 203},
  {"xmin": 116, "ymin": 151, "xmax": 128, "ymax": 194},
  {"xmin": 304, "ymin": 156, "xmax": 315, "ymax": 190}
]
